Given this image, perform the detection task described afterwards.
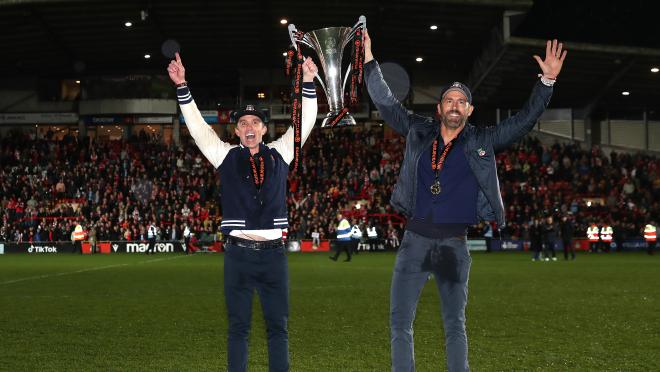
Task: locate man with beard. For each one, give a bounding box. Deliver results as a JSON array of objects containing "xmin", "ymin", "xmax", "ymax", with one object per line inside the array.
[
  {"xmin": 363, "ymin": 30, "xmax": 567, "ymax": 372},
  {"xmin": 167, "ymin": 53, "xmax": 318, "ymax": 372}
]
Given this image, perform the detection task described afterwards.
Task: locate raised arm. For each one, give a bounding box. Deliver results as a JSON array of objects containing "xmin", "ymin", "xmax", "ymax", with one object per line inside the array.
[
  {"xmin": 364, "ymin": 30, "xmax": 417, "ymax": 136},
  {"xmin": 168, "ymin": 53, "xmax": 233, "ymax": 168},
  {"xmin": 269, "ymin": 57, "xmax": 318, "ymax": 164},
  {"xmin": 486, "ymin": 40, "xmax": 568, "ymax": 150}
]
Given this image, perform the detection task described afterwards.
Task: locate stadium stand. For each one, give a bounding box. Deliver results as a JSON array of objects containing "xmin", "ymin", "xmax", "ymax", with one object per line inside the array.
[{"xmin": 0, "ymin": 126, "xmax": 657, "ymax": 244}]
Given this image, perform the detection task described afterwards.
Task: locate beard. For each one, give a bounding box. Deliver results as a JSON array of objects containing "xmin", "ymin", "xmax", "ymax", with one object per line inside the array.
[{"xmin": 441, "ymin": 110, "xmax": 467, "ymax": 129}]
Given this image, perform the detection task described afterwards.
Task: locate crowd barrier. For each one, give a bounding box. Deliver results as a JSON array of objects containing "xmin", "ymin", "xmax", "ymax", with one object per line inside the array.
[
  {"xmin": 0, "ymin": 238, "xmax": 651, "ymax": 254},
  {"xmin": 0, "ymin": 241, "xmax": 222, "ymax": 254},
  {"xmin": 490, "ymin": 238, "xmax": 650, "ymax": 252},
  {"xmin": 0, "ymin": 242, "xmax": 77, "ymax": 254}
]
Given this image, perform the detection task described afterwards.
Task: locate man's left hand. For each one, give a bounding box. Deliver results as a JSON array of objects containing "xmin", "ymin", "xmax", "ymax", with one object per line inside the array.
[{"xmin": 533, "ymin": 39, "xmax": 567, "ymax": 80}]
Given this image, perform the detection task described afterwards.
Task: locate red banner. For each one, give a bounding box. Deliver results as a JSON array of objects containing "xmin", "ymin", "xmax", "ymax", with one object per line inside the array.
[{"xmin": 300, "ymin": 240, "xmax": 330, "ymax": 252}]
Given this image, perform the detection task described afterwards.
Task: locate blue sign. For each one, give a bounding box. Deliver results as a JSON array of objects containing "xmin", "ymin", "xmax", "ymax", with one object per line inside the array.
[{"xmin": 179, "ymin": 110, "xmax": 218, "ymax": 124}]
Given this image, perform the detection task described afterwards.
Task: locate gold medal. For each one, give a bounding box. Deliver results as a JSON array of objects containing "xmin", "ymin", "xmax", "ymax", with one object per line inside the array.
[{"xmin": 430, "ymin": 181, "xmax": 441, "ymax": 195}]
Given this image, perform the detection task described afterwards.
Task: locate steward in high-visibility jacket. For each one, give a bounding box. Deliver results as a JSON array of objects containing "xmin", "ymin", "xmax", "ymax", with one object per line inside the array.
[
  {"xmin": 71, "ymin": 224, "xmax": 86, "ymax": 254},
  {"xmin": 586, "ymin": 224, "xmax": 600, "ymax": 242},
  {"xmin": 600, "ymin": 224, "xmax": 613, "ymax": 252},
  {"xmin": 600, "ymin": 225, "xmax": 613, "ymax": 242},
  {"xmin": 71, "ymin": 224, "xmax": 86, "ymax": 241},
  {"xmin": 330, "ymin": 214, "xmax": 352, "ymax": 262},
  {"xmin": 587, "ymin": 224, "xmax": 600, "ymax": 252},
  {"xmin": 644, "ymin": 224, "xmax": 657, "ymax": 255},
  {"xmin": 644, "ymin": 224, "xmax": 657, "ymax": 242}
]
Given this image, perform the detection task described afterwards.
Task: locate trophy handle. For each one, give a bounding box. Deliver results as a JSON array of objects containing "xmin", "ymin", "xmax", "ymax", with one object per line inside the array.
[
  {"xmin": 289, "ymin": 25, "xmax": 314, "ymax": 49},
  {"xmin": 288, "ymin": 24, "xmax": 300, "ymax": 50},
  {"xmin": 290, "ymin": 23, "xmax": 323, "ymax": 93},
  {"xmin": 358, "ymin": 15, "xmax": 367, "ymax": 30},
  {"xmin": 343, "ymin": 15, "xmax": 367, "ymax": 49},
  {"xmin": 342, "ymin": 63, "xmax": 351, "ymax": 97}
]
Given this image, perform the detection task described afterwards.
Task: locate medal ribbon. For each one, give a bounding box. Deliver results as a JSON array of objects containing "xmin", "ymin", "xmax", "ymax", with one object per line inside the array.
[
  {"xmin": 348, "ymin": 28, "xmax": 365, "ymax": 106},
  {"xmin": 431, "ymin": 139, "xmax": 454, "ymax": 174},
  {"xmin": 285, "ymin": 31, "xmax": 305, "ymax": 172},
  {"xmin": 249, "ymin": 155, "xmax": 265, "ymax": 187}
]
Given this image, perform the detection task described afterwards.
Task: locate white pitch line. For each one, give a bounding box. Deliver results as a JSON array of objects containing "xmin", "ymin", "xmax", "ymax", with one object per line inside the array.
[{"xmin": 0, "ymin": 255, "xmax": 190, "ymax": 286}]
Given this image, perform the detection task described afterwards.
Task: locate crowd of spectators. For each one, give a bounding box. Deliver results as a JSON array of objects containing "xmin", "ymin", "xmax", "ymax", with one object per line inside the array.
[
  {"xmin": 286, "ymin": 125, "xmax": 405, "ymax": 241},
  {"xmin": 496, "ymin": 136, "xmax": 659, "ymax": 240},
  {"xmin": 1, "ymin": 126, "xmax": 657, "ymax": 244},
  {"xmin": 1, "ymin": 129, "xmax": 220, "ymax": 243}
]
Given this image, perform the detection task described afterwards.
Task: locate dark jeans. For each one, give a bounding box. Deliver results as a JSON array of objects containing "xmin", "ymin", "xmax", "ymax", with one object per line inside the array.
[
  {"xmin": 147, "ymin": 237, "xmax": 156, "ymax": 254},
  {"xmin": 532, "ymin": 241, "xmax": 542, "ymax": 260},
  {"xmin": 563, "ymin": 239, "xmax": 575, "ymax": 260},
  {"xmin": 391, "ymin": 230, "xmax": 471, "ymax": 372},
  {"xmin": 543, "ymin": 240, "xmax": 556, "ymax": 258},
  {"xmin": 224, "ymin": 242, "xmax": 289, "ymax": 372},
  {"xmin": 331, "ymin": 240, "xmax": 352, "ymax": 261}
]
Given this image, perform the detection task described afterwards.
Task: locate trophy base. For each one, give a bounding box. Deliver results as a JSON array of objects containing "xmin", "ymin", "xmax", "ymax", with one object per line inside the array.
[{"xmin": 321, "ymin": 112, "xmax": 356, "ymax": 128}]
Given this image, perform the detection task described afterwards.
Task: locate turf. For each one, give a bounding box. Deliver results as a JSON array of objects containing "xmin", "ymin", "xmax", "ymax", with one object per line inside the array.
[{"xmin": 0, "ymin": 252, "xmax": 658, "ymax": 371}]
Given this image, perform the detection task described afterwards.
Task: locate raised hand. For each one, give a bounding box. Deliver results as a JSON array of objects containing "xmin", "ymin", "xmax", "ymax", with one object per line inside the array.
[
  {"xmin": 302, "ymin": 57, "xmax": 318, "ymax": 82},
  {"xmin": 167, "ymin": 52, "xmax": 186, "ymax": 85},
  {"xmin": 533, "ymin": 39, "xmax": 567, "ymax": 80},
  {"xmin": 363, "ymin": 29, "xmax": 373, "ymax": 63}
]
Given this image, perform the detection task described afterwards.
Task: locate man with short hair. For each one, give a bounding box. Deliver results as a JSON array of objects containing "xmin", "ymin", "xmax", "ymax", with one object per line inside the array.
[
  {"xmin": 146, "ymin": 221, "xmax": 157, "ymax": 255},
  {"xmin": 560, "ymin": 215, "xmax": 575, "ymax": 260},
  {"xmin": 330, "ymin": 213, "xmax": 352, "ymax": 262},
  {"xmin": 183, "ymin": 222, "xmax": 191, "ymax": 254},
  {"xmin": 367, "ymin": 222, "xmax": 379, "ymax": 251},
  {"xmin": 350, "ymin": 219, "xmax": 363, "ymax": 254},
  {"xmin": 363, "ymin": 30, "xmax": 567, "ymax": 372},
  {"xmin": 168, "ymin": 53, "xmax": 318, "ymax": 372}
]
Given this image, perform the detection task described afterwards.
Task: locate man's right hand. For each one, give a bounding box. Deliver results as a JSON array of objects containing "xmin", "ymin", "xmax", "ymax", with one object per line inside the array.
[
  {"xmin": 167, "ymin": 52, "xmax": 186, "ymax": 85},
  {"xmin": 364, "ymin": 29, "xmax": 373, "ymax": 63}
]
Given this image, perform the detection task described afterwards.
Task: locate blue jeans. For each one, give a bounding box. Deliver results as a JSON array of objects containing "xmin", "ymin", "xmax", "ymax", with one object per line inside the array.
[
  {"xmin": 391, "ymin": 230, "xmax": 471, "ymax": 372},
  {"xmin": 224, "ymin": 243, "xmax": 289, "ymax": 372}
]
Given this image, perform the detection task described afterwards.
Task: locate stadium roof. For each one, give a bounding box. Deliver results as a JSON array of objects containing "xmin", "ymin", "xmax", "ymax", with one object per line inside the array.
[{"xmin": 1, "ymin": 0, "xmax": 659, "ymax": 112}]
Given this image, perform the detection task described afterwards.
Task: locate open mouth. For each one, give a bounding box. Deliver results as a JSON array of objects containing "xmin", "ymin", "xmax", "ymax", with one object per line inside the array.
[{"xmin": 246, "ymin": 133, "xmax": 255, "ymax": 139}]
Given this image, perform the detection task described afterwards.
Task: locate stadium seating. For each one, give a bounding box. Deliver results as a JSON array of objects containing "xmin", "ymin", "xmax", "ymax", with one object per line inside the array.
[{"xmin": 0, "ymin": 127, "xmax": 657, "ymax": 242}]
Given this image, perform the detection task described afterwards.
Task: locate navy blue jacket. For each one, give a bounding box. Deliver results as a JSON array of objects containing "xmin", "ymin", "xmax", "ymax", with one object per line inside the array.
[
  {"xmin": 365, "ymin": 60, "xmax": 553, "ymax": 226},
  {"xmin": 218, "ymin": 144, "xmax": 289, "ymax": 233}
]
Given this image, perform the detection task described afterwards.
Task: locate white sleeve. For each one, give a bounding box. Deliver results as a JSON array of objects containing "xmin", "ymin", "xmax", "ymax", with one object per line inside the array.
[
  {"xmin": 177, "ymin": 86, "xmax": 234, "ymax": 168},
  {"xmin": 268, "ymin": 82, "xmax": 318, "ymax": 164}
]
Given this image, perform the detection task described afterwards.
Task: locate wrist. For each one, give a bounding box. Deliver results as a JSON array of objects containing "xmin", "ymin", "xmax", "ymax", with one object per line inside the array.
[
  {"xmin": 175, "ymin": 81, "xmax": 187, "ymax": 87},
  {"xmin": 538, "ymin": 74, "xmax": 556, "ymax": 87}
]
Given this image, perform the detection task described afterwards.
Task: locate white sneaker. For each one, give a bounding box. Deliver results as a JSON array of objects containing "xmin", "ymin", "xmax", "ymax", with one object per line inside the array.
[
  {"xmin": 544, "ymin": 257, "xmax": 550, "ymax": 261},
  {"xmin": 552, "ymin": 257, "xmax": 557, "ymax": 261}
]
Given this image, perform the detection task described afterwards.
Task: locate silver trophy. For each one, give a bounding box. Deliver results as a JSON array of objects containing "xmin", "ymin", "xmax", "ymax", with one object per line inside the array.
[{"xmin": 288, "ymin": 16, "xmax": 366, "ymax": 127}]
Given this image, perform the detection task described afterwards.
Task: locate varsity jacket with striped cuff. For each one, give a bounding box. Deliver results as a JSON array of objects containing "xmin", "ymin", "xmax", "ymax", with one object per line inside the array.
[{"xmin": 177, "ymin": 83, "xmax": 317, "ymax": 233}]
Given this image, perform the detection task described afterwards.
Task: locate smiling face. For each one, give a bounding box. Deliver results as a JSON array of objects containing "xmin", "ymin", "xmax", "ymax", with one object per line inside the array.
[
  {"xmin": 235, "ymin": 114, "xmax": 267, "ymax": 154},
  {"xmin": 437, "ymin": 90, "xmax": 474, "ymax": 130}
]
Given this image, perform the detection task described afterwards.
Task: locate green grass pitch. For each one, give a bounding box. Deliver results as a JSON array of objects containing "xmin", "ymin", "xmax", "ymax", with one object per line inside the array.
[{"xmin": 1, "ymin": 252, "xmax": 658, "ymax": 371}]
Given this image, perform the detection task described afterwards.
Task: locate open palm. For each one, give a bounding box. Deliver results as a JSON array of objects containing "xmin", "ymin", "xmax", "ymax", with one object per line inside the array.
[{"xmin": 533, "ymin": 39, "xmax": 567, "ymax": 80}]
